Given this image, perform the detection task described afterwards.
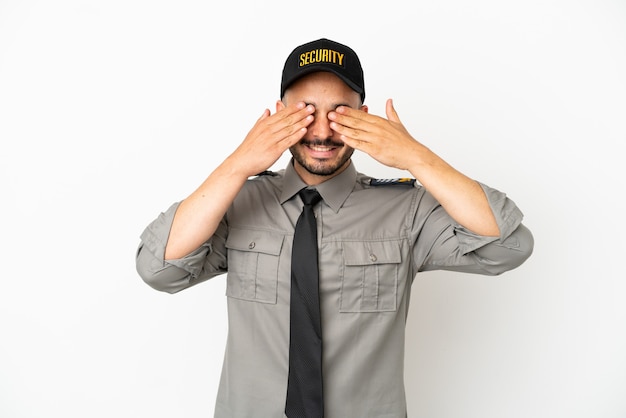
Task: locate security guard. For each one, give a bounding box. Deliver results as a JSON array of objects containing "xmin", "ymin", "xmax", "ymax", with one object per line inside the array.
[{"xmin": 136, "ymin": 38, "xmax": 533, "ymax": 418}]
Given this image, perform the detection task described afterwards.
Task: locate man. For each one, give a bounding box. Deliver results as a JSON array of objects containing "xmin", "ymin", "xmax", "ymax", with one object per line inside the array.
[{"xmin": 136, "ymin": 38, "xmax": 533, "ymax": 417}]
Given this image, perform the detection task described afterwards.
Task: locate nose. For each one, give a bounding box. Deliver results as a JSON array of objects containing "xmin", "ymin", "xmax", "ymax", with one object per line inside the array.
[{"xmin": 308, "ymin": 111, "xmax": 333, "ymax": 140}]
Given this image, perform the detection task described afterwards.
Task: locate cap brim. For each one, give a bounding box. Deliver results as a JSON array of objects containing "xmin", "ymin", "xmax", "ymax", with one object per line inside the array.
[{"xmin": 281, "ymin": 65, "xmax": 365, "ymax": 100}]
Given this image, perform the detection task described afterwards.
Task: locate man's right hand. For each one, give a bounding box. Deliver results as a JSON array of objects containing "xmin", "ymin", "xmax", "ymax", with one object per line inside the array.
[
  {"xmin": 227, "ymin": 101, "xmax": 315, "ymax": 178},
  {"xmin": 164, "ymin": 102, "xmax": 314, "ymax": 260}
]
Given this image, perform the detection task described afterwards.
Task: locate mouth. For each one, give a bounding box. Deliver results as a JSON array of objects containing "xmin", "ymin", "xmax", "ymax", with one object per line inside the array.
[
  {"xmin": 302, "ymin": 140, "xmax": 343, "ymax": 150},
  {"xmin": 308, "ymin": 144, "xmax": 338, "ymax": 152},
  {"xmin": 302, "ymin": 141, "xmax": 343, "ymax": 158}
]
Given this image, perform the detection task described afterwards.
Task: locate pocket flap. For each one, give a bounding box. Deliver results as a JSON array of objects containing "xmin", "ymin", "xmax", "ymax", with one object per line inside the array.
[
  {"xmin": 226, "ymin": 227, "xmax": 284, "ymax": 256},
  {"xmin": 342, "ymin": 240, "xmax": 402, "ymax": 265}
]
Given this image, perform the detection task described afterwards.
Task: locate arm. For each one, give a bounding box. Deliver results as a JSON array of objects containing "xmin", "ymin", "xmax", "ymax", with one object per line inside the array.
[
  {"xmin": 414, "ymin": 184, "xmax": 533, "ymax": 276},
  {"xmin": 164, "ymin": 102, "xmax": 314, "ymax": 260},
  {"xmin": 328, "ymin": 99, "xmax": 499, "ymax": 237}
]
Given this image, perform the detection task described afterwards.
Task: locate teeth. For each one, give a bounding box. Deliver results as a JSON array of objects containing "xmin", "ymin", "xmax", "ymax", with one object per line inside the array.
[{"xmin": 310, "ymin": 146, "xmax": 332, "ymax": 151}]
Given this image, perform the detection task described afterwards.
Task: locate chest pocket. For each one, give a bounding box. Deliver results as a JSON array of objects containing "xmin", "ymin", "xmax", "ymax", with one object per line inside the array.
[
  {"xmin": 225, "ymin": 228, "xmax": 285, "ymax": 304},
  {"xmin": 340, "ymin": 240, "xmax": 402, "ymax": 312}
]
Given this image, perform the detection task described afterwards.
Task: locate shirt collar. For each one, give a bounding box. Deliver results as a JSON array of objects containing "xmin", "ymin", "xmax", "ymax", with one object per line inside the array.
[{"xmin": 280, "ymin": 159, "xmax": 357, "ymax": 213}]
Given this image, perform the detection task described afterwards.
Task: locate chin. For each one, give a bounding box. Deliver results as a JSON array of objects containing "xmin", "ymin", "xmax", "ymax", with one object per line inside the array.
[
  {"xmin": 290, "ymin": 146, "xmax": 354, "ymax": 178},
  {"xmin": 306, "ymin": 164, "xmax": 341, "ymax": 177},
  {"xmin": 299, "ymin": 157, "xmax": 352, "ymax": 177}
]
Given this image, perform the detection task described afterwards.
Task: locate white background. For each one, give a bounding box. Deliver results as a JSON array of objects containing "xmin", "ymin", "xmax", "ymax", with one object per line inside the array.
[{"xmin": 1, "ymin": 0, "xmax": 625, "ymax": 417}]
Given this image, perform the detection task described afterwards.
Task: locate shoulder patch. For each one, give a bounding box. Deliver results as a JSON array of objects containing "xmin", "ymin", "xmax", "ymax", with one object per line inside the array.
[{"xmin": 370, "ymin": 177, "xmax": 416, "ymax": 186}]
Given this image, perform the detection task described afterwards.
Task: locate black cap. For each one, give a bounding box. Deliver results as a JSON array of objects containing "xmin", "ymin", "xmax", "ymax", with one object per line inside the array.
[{"xmin": 280, "ymin": 38, "xmax": 365, "ymax": 102}]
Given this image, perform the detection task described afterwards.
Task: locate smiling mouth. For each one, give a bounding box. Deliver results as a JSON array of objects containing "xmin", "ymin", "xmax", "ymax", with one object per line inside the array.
[
  {"xmin": 302, "ymin": 140, "xmax": 344, "ymax": 152},
  {"xmin": 308, "ymin": 144, "xmax": 336, "ymax": 152}
]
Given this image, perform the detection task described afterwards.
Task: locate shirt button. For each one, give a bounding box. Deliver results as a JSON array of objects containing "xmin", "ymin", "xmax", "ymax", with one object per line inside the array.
[
  {"xmin": 248, "ymin": 242, "xmax": 256, "ymax": 249},
  {"xmin": 369, "ymin": 253, "xmax": 377, "ymax": 262}
]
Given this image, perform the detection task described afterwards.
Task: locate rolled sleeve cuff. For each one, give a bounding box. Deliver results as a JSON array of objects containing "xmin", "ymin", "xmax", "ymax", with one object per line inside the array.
[
  {"xmin": 454, "ymin": 182, "xmax": 524, "ymax": 255},
  {"xmin": 139, "ymin": 202, "xmax": 212, "ymax": 279},
  {"xmin": 139, "ymin": 202, "xmax": 179, "ymax": 264}
]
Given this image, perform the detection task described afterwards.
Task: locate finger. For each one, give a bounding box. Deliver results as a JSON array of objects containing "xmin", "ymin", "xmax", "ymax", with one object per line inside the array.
[
  {"xmin": 329, "ymin": 106, "xmax": 375, "ymax": 134},
  {"xmin": 277, "ymin": 105, "xmax": 314, "ymax": 139},
  {"xmin": 330, "ymin": 121, "xmax": 373, "ymax": 150},
  {"xmin": 335, "ymin": 105, "xmax": 369, "ymax": 120},
  {"xmin": 257, "ymin": 103, "xmax": 312, "ymax": 148},
  {"xmin": 258, "ymin": 108, "xmax": 271, "ymax": 121},
  {"xmin": 277, "ymin": 101, "xmax": 312, "ymax": 120},
  {"xmin": 247, "ymin": 104, "xmax": 311, "ymax": 149},
  {"xmin": 386, "ymin": 98, "xmax": 401, "ymax": 123},
  {"xmin": 280, "ymin": 125, "xmax": 309, "ymax": 148},
  {"xmin": 277, "ymin": 114, "xmax": 313, "ymax": 146},
  {"xmin": 270, "ymin": 102, "xmax": 315, "ymax": 132}
]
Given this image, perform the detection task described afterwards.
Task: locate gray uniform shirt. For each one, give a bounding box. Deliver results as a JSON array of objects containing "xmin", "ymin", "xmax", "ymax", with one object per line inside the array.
[{"xmin": 136, "ymin": 161, "xmax": 533, "ymax": 418}]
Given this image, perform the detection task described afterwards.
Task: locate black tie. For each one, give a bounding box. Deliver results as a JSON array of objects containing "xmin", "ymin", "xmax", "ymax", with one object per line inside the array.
[{"xmin": 286, "ymin": 189, "xmax": 324, "ymax": 418}]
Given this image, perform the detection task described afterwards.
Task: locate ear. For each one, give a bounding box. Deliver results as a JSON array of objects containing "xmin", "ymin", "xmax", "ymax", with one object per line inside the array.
[
  {"xmin": 276, "ymin": 100, "xmax": 286, "ymax": 112},
  {"xmin": 360, "ymin": 104, "xmax": 369, "ymax": 114}
]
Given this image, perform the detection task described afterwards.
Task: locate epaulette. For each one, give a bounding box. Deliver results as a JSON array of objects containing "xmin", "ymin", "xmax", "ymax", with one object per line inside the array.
[
  {"xmin": 255, "ymin": 170, "xmax": 279, "ymax": 177},
  {"xmin": 369, "ymin": 177, "xmax": 416, "ymax": 186}
]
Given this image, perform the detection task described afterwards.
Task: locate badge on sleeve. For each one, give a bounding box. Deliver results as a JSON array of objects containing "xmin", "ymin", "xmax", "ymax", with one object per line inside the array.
[{"xmin": 370, "ymin": 178, "xmax": 416, "ymax": 186}]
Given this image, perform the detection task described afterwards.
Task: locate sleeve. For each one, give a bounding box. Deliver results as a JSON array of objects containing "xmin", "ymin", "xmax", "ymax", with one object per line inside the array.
[
  {"xmin": 416, "ymin": 182, "xmax": 534, "ymax": 276},
  {"xmin": 135, "ymin": 202, "xmax": 228, "ymax": 293}
]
